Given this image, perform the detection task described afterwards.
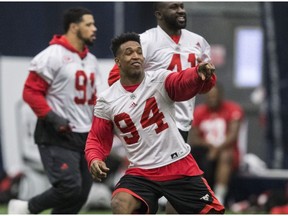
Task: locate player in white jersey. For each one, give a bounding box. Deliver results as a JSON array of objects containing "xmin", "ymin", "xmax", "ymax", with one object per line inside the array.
[
  {"xmin": 107, "ymin": 2, "xmax": 211, "ymax": 212},
  {"xmin": 8, "ymin": 7, "xmax": 99, "ymax": 214},
  {"xmin": 108, "ymin": 2, "xmax": 211, "ymax": 142},
  {"xmin": 85, "ymin": 32, "xmax": 224, "ymax": 214}
]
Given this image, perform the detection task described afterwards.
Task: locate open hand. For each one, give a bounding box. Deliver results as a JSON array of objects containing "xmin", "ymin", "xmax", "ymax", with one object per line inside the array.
[{"xmin": 90, "ymin": 160, "xmax": 110, "ymax": 182}]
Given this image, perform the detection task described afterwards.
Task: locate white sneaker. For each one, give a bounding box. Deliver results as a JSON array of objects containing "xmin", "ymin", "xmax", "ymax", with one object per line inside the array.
[{"xmin": 8, "ymin": 199, "xmax": 30, "ymax": 214}]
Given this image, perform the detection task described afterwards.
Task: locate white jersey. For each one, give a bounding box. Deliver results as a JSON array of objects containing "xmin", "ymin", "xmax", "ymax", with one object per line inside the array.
[
  {"xmin": 29, "ymin": 44, "xmax": 101, "ymax": 132},
  {"xmin": 140, "ymin": 26, "xmax": 211, "ymax": 131},
  {"xmin": 94, "ymin": 70, "xmax": 191, "ymax": 169}
]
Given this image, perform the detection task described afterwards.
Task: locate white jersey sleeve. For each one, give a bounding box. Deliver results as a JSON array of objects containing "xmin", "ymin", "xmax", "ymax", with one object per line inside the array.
[{"xmin": 94, "ymin": 70, "xmax": 191, "ymax": 169}]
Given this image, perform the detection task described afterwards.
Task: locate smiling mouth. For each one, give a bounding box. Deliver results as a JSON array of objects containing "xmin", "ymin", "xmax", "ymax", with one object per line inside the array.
[
  {"xmin": 132, "ymin": 62, "xmax": 141, "ymax": 67},
  {"xmin": 177, "ymin": 16, "xmax": 186, "ymax": 22}
]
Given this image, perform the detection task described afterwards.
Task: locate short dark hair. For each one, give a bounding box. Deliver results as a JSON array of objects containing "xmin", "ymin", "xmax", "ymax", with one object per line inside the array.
[
  {"xmin": 63, "ymin": 7, "xmax": 92, "ymax": 33},
  {"xmin": 110, "ymin": 32, "xmax": 141, "ymax": 57}
]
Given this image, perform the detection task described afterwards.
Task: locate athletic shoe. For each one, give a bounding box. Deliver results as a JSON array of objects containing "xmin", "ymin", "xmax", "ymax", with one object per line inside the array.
[{"xmin": 7, "ymin": 199, "xmax": 30, "ymax": 214}]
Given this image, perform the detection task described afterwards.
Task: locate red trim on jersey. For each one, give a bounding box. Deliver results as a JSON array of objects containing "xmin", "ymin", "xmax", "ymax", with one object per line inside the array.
[
  {"xmin": 108, "ymin": 64, "xmax": 120, "ymax": 86},
  {"xmin": 23, "ymin": 71, "xmax": 51, "ymax": 117},
  {"xmin": 49, "ymin": 35, "xmax": 89, "ymax": 59},
  {"xmin": 85, "ymin": 116, "xmax": 114, "ymax": 168},
  {"xmin": 170, "ymin": 35, "xmax": 181, "ymax": 44},
  {"xmin": 165, "ymin": 67, "xmax": 216, "ymax": 101},
  {"xmin": 122, "ymin": 83, "xmax": 140, "ymax": 92},
  {"xmin": 199, "ymin": 177, "xmax": 225, "ymax": 213},
  {"xmin": 112, "ymin": 188, "xmax": 149, "ymax": 214},
  {"xmin": 125, "ymin": 154, "xmax": 203, "ymax": 181},
  {"xmin": 85, "ymin": 116, "xmax": 204, "ymax": 179}
]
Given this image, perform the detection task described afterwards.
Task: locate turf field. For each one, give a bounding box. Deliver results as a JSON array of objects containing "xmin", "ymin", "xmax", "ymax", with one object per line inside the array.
[
  {"xmin": 0, "ymin": 204, "xmax": 114, "ymax": 214},
  {"xmin": 0, "ymin": 204, "xmax": 266, "ymax": 214}
]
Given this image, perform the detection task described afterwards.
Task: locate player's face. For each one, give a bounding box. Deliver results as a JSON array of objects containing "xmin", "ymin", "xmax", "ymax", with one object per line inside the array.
[
  {"xmin": 76, "ymin": 14, "xmax": 97, "ymax": 46},
  {"xmin": 116, "ymin": 41, "xmax": 144, "ymax": 81},
  {"xmin": 206, "ymin": 87, "xmax": 222, "ymax": 110},
  {"xmin": 161, "ymin": 2, "xmax": 186, "ymax": 30}
]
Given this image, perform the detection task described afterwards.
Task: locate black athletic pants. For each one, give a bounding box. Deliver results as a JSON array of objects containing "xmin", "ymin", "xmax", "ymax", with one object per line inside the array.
[{"xmin": 28, "ymin": 145, "xmax": 93, "ymax": 214}]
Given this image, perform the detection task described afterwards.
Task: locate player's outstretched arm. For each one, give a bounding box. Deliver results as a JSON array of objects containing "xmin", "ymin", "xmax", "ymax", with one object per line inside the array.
[{"xmin": 165, "ymin": 62, "xmax": 216, "ymax": 101}]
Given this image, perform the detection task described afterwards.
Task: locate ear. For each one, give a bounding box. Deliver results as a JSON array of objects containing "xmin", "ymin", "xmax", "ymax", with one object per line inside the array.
[
  {"xmin": 115, "ymin": 58, "xmax": 120, "ymax": 67},
  {"xmin": 70, "ymin": 23, "xmax": 79, "ymax": 33},
  {"xmin": 154, "ymin": 11, "xmax": 162, "ymax": 20}
]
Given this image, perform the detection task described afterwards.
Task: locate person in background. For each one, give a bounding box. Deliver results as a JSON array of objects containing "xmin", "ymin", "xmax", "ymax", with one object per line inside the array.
[
  {"xmin": 8, "ymin": 7, "xmax": 100, "ymax": 214},
  {"xmin": 85, "ymin": 32, "xmax": 224, "ymax": 214},
  {"xmin": 108, "ymin": 3, "xmax": 211, "ymax": 212},
  {"xmin": 189, "ymin": 84, "xmax": 244, "ymax": 205}
]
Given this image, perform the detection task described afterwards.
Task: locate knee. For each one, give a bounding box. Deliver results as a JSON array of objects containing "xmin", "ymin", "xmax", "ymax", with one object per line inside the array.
[
  {"xmin": 111, "ymin": 193, "xmax": 140, "ymax": 214},
  {"xmin": 111, "ymin": 196, "xmax": 129, "ymax": 214}
]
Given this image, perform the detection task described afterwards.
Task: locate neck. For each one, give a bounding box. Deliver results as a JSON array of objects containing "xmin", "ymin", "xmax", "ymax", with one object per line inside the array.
[
  {"xmin": 120, "ymin": 72, "xmax": 144, "ymax": 86},
  {"xmin": 65, "ymin": 32, "xmax": 85, "ymax": 52},
  {"xmin": 159, "ymin": 24, "xmax": 181, "ymax": 36}
]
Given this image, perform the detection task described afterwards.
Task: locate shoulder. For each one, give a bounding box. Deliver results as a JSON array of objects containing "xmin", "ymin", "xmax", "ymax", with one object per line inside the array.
[
  {"xmin": 86, "ymin": 52, "xmax": 99, "ymax": 66},
  {"xmin": 182, "ymin": 29, "xmax": 210, "ymax": 45},
  {"xmin": 224, "ymin": 100, "xmax": 243, "ymax": 111},
  {"xmin": 140, "ymin": 27, "xmax": 164, "ymax": 46},
  {"xmin": 224, "ymin": 100, "xmax": 244, "ymax": 119},
  {"xmin": 140, "ymin": 27, "xmax": 157, "ymax": 39},
  {"xmin": 194, "ymin": 104, "xmax": 208, "ymax": 114},
  {"xmin": 87, "ymin": 52, "xmax": 98, "ymax": 60},
  {"xmin": 33, "ymin": 44, "xmax": 65, "ymax": 61},
  {"xmin": 97, "ymin": 82, "xmax": 121, "ymax": 102},
  {"xmin": 146, "ymin": 69, "xmax": 172, "ymax": 83},
  {"xmin": 193, "ymin": 104, "xmax": 208, "ymax": 123},
  {"xmin": 182, "ymin": 29, "xmax": 205, "ymax": 39},
  {"xmin": 31, "ymin": 44, "xmax": 64, "ymax": 69}
]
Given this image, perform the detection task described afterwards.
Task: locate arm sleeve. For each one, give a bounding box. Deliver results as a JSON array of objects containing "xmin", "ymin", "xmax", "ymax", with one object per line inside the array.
[
  {"xmin": 108, "ymin": 64, "xmax": 120, "ymax": 86},
  {"xmin": 22, "ymin": 71, "xmax": 51, "ymax": 117},
  {"xmin": 85, "ymin": 116, "xmax": 114, "ymax": 169},
  {"xmin": 164, "ymin": 67, "xmax": 217, "ymax": 101},
  {"xmin": 198, "ymin": 74, "xmax": 216, "ymax": 94}
]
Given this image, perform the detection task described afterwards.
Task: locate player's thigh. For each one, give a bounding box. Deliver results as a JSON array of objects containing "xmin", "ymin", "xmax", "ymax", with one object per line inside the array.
[
  {"xmin": 38, "ymin": 145, "xmax": 81, "ymax": 187},
  {"xmin": 112, "ymin": 175, "xmax": 160, "ymax": 214},
  {"xmin": 163, "ymin": 176, "xmax": 225, "ymax": 214}
]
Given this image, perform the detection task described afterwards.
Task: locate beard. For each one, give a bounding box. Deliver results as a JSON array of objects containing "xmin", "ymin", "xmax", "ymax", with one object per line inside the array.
[
  {"xmin": 163, "ymin": 15, "xmax": 186, "ymax": 30},
  {"xmin": 77, "ymin": 31, "xmax": 94, "ymax": 47}
]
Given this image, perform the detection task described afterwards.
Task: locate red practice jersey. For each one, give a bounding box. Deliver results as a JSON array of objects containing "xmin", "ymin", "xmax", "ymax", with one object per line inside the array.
[{"xmin": 192, "ymin": 100, "xmax": 244, "ymax": 168}]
